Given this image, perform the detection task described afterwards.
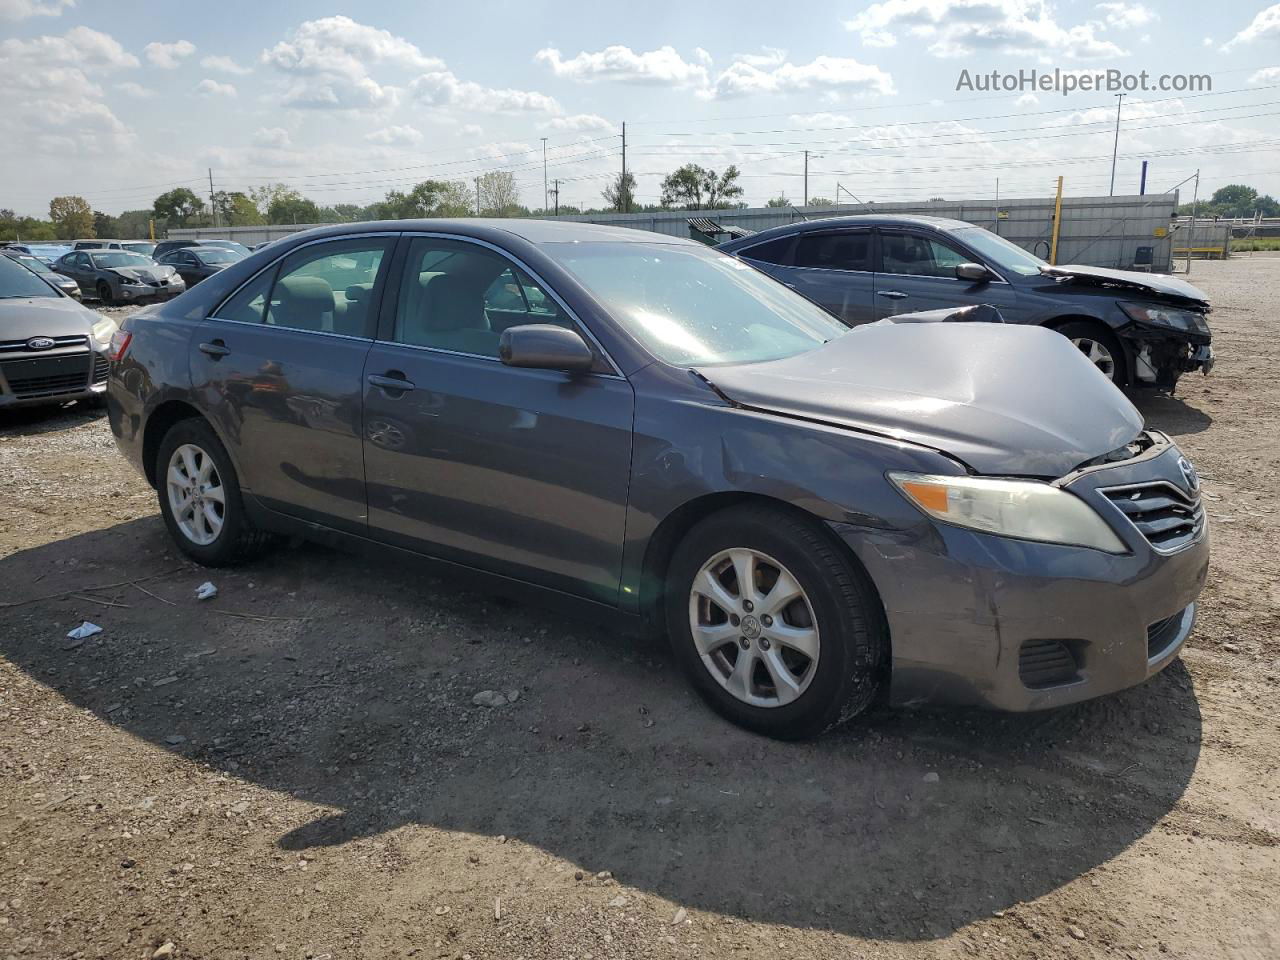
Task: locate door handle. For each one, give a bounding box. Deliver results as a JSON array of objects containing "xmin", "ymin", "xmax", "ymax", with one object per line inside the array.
[
  {"xmin": 877, "ymin": 290, "xmax": 908, "ymax": 299},
  {"xmin": 198, "ymin": 340, "xmax": 230, "ymax": 358},
  {"xmin": 368, "ymin": 373, "xmax": 416, "ymax": 393}
]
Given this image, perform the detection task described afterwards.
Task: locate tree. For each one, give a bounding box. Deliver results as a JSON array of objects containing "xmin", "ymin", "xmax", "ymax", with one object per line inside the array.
[
  {"xmin": 601, "ymin": 171, "xmax": 636, "ymax": 213},
  {"xmin": 765, "ymin": 194, "xmax": 791, "ymax": 208},
  {"xmin": 376, "ymin": 179, "xmax": 475, "ymax": 219},
  {"xmin": 660, "ymin": 164, "xmax": 744, "ymax": 210},
  {"xmin": 0, "ymin": 209, "xmax": 57, "ymax": 242},
  {"xmin": 249, "ymin": 183, "xmax": 298, "ymax": 217},
  {"xmin": 477, "ymin": 171, "xmax": 521, "ymax": 217},
  {"xmin": 267, "ymin": 191, "xmax": 321, "ymax": 225},
  {"xmin": 93, "ymin": 210, "xmax": 120, "ymax": 238},
  {"xmin": 49, "ymin": 195, "xmax": 95, "ymax": 239},
  {"xmin": 806, "ymin": 196, "xmax": 833, "ymax": 207},
  {"xmin": 152, "ymin": 188, "xmax": 204, "ymax": 227},
  {"xmin": 116, "ymin": 209, "xmax": 154, "ymax": 239}
]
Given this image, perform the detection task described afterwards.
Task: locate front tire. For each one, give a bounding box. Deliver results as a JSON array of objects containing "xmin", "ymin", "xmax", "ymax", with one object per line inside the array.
[
  {"xmin": 155, "ymin": 418, "xmax": 273, "ymax": 566},
  {"xmin": 1055, "ymin": 320, "xmax": 1127, "ymax": 387},
  {"xmin": 665, "ymin": 504, "xmax": 886, "ymax": 740},
  {"xmin": 96, "ymin": 281, "xmax": 115, "ymax": 306}
]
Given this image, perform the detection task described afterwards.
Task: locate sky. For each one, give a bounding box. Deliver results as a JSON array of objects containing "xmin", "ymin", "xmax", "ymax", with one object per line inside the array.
[{"xmin": 3, "ymin": 0, "xmax": 1280, "ymax": 218}]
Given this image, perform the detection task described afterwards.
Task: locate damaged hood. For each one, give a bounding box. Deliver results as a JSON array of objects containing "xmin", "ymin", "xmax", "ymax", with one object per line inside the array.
[
  {"xmin": 112, "ymin": 266, "xmax": 174, "ymax": 282},
  {"xmin": 1040, "ymin": 264, "xmax": 1209, "ymax": 307},
  {"xmin": 697, "ymin": 323, "xmax": 1144, "ymax": 477}
]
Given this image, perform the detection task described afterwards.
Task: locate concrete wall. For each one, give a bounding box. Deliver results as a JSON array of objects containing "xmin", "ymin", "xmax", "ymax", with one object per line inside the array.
[{"xmin": 170, "ymin": 192, "xmax": 1180, "ymax": 271}]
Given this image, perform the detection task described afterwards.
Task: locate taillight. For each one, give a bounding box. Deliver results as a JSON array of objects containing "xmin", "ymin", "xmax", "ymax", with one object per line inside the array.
[{"xmin": 108, "ymin": 329, "xmax": 132, "ymax": 362}]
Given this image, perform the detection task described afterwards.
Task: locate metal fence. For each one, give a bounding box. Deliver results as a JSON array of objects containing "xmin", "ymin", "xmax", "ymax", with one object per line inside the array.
[{"xmin": 170, "ymin": 192, "xmax": 1181, "ymax": 271}]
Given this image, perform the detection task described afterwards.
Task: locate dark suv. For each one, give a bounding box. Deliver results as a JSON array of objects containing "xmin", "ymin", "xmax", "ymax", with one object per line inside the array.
[{"xmin": 719, "ymin": 215, "xmax": 1213, "ymax": 391}]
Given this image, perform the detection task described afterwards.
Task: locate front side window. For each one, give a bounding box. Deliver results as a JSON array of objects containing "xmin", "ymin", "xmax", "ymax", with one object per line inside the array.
[
  {"xmin": 952, "ymin": 227, "xmax": 1044, "ymax": 276},
  {"xmin": 394, "ymin": 239, "xmax": 572, "ymax": 358},
  {"xmin": 550, "ymin": 242, "xmax": 849, "ymax": 366},
  {"xmin": 264, "ymin": 239, "xmax": 392, "ymax": 336},
  {"xmin": 793, "ymin": 232, "xmax": 872, "ymax": 272},
  {"xmin": 880, "ymin": 232, "xmax": 970, "ymax": 279}
]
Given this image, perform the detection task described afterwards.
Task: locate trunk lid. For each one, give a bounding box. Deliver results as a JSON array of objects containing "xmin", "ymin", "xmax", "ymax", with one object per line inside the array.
[{"xmin": 696, "ymin": 323, "xmax": 1144, "ymax": 477}]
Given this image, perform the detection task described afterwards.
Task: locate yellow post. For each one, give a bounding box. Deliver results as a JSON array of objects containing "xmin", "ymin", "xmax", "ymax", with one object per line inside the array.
[
  {"xmin": 149, "ymin": 219, "xmax": 155, "ymax": 241},
  {"xmin": 1049, "ymin": 176, "xmax": 1064, "ymax": 265}
]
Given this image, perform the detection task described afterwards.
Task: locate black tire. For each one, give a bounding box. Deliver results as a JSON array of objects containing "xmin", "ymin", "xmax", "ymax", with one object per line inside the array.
[
  {"xmin": 1054, "ymin": 320, "xmax": 1127, "ymax": 387},
  {"xmin": 155, "ymin": 417, "xmax": 273, "ymax": 566},
  {"xmin": 665, "ymin": 503, "xmax": 886, "ymax": 740},
  {"xmin": 96, "ymin": 281, "xmax": 115, "ymax": 306}
]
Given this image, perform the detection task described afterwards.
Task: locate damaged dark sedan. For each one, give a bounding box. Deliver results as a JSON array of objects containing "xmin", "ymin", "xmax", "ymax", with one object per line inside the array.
[
  {"xmin": 718, "ymin": 215, "xmax": 1213, "ymax": 390},
  {"xmin": 107, "ymin": 220, "xmax": 1208, "ymax": 739},
  {"xmin": 53, "ymin": 249, "xmax": 185, "ymax": 306}
]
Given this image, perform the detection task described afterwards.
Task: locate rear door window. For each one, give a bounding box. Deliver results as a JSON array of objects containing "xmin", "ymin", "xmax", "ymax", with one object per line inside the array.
[
  {"xmin": 737, "ymin": 236, "xmax": 795, "ymax": 266},
  {"xmin": 793, "ymin": 232, "xmax": 873, "ymax": 272},
  {"xmin": 264, "ymin": 239, "xmax": 393, "ymax": 337}
]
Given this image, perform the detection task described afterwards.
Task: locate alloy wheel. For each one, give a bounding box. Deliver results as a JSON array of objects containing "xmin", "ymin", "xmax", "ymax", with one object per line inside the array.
[
  {"xmin": 166, "ymin": 443, "xmax": 225, "ymax": 546},
  {"xmin": 1071, "ymin": 336, "xmax": 1117, "ymax": 380},
  {"xmin": 688, "ymin": 548, "xmax": 820, "ymax": 708}
]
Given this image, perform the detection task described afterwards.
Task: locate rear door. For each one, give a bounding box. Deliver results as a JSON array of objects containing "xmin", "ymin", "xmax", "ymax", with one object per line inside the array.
[
  {"xmin": 873, "ymin": 230, "xmax": 1019, "ymax": 319},
  {"xmin": 361, "ymin": 235, "xmax": 634, "ymax": 604},
  {"xmin": 190, "ymin": 236, "xmax": 394, "ymax": 533}
]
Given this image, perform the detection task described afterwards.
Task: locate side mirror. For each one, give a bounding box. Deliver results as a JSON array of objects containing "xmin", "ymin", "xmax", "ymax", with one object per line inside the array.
[
  {"xmin": 955, "ymin": 262, "xmax": 993, "ymax": 282},
  {"xmin": 499, "ymin": 324, "xmax": 595, "ymax": 373}
]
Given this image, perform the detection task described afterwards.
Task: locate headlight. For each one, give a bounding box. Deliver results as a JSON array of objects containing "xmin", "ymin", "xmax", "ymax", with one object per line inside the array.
[
  {"xmin": 1118, "ymin": 301, "xmax": 1210, "ymax": 336},
  {"xmin": 91, "ymin": 317, "xmax": 118, "ymax": 346},
  {"xmin": 889, "ymin": 472, "xmax": 1129, "ymax": 553}
]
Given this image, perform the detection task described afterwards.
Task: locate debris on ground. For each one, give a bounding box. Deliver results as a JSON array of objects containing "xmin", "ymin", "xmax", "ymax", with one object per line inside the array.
[
  {"xmin": 195, "ymin": 581, "xmax": 218, "ymax": 601},
  {"xmin": 65, "ymin": 621, "xmax": 101, "ymax": 640}
]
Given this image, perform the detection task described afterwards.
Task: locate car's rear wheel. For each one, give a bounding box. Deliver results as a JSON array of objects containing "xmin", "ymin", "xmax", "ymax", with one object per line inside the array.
[
  {"xmin": 96, "ymin": 281, "xmax": 114, "ymax": 306},
  {"xmin": 1056, "ymin": 320, "xmax": 1126, "ymax": 386},
  {"xmin": 665, "ymin": 503, "xmax": 885, "ymax": 739},
  {"xmin": 155, "ymin": 418, "xmax": 273, "ymax": 566}
]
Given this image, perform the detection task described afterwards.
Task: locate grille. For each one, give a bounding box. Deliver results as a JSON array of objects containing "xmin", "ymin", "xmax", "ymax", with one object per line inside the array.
[
  {"xmin": 92, "ymin": 354, "xmax": 109, "ymax": 384},
  {"xmin": 2, "ymin": 352, "xmax": 91, "ymax": 398},
  {"xmin": 1147, "ymin": 610, "xmax": 1185, "ymax": 660},
  {"xmin": 1102, "ymin": 481, "xmax": 1204, "ymax": 552},
  {"xmin": 1018, "ymin": 639, "xmax": 1079, "ymax": 689},
  {"xmin": 0, "ymin": 334, "xmax": 88, "ymax": 354}
]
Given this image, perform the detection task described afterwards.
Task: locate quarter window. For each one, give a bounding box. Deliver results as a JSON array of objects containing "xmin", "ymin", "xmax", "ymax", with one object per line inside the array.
[
  {"xmin": 792, "ymin": 232, "xmax": 873, "ymax": 272},
  {"xmin": 880, "ymin": 232, "xmax": 971, "ymax": 279}
]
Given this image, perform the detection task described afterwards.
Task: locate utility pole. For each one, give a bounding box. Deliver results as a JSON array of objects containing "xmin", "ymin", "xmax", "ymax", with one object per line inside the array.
[
  {"xmin": 1139, "ymin": 160, "xmax": 1148, "ymax": 195},
  {"xmin": 1186, "ymin": 168, "xmax": 1200, "ymax": 276},
  {"xmin": 550, "ymin": 179, "xmax": 560, "ymax": 216},
  {"xmin": 620, "ymin": 121, "xmax": 628, "ymax": 213},
  {"xmin": 994, "ymin": 177, "xmax": 1000, "ymax": 234},
  {"xmin": 474, "ymin": 177, "xmax": 481, "ymax": 217},
  {"xmin": 541, "ymin": 137, "xmax": 548, "ymax": 215},
  {"xmin": 803, "ymin": 150, "xmax": 809, "ymax": 207},
  {"xmin": 1109, "ymin": 93, "xmax": 1125, "ymax": 196},
  {"xmin": 208, "ymin": 168, "xmax": 217, "ymax": 228}
]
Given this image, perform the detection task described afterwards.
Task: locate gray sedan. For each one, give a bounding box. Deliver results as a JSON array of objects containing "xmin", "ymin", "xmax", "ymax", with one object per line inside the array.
[
  {"xmin": 105, "ymin": 220, "xmax": 1207, "ymax": 738},
  {"xmin": 53, "ymin": 250, "xmax": 185, "ymax": 305}
]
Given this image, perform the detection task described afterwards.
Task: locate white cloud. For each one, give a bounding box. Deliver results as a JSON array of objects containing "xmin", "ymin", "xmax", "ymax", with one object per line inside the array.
[
  {"xmin": 410, "ymin": 70, "xmax": 560, "ymax": 113},
  {"xmin": 462, "ymin": 123, "xmax": 484, "ymax": 137},
  {"xmin": 0, "ymin": 0, "xmax": 72, "ymax": 19},
  {"xmin": 1249, "ymin": 66, "xmax": 1280, "ymax": 85},
  {"xmin": 788, "ymin": 112, "xmax": 855, "ymax": 128},
  {"xmin": 201, "ymin": 54, "xmax": 251, "ymax": 76},
  {"xmin": 366, "ymin": 124, "xmax": 423, "ymax": 146},
  {"xmin": 711, "ymin": 55, "xmax": 894, "ymax": 99},
  {"xmin": 1221, "ymin": 4, "xmax": 1280, "ymax": 50},
  {"xmin": 145, "ymin": 39, "xmax": 196, "ymax": 69},
  {"xmin": 1, "ymin": 25, "xmax": 138, "ymax": 69},
  {"xmin": 253, "ymin": 126, "xmax": 291, "ymax": 148},
  {"xmin": 116, "ymin": 81, "xmax": 155, "ymax": 98},
  {"xmin": 541, "ymin": 113, "xmax": 617, "ymax": 133},
  {"xmin": 197, "ymin": 78, "xmax": 236, "ymax": 97},
  {"xmin": 1016, "ymin": 91, "xmax": 1039, "ymax": 105},
  {"xmin": 535, "ymin": 45, "xmax": 711, "ymax": 88},
  {"xmin": 1095, "ymin": 2, "xmax": 1156, "ymax": 29},
  {"xmin": 845, "ymin": 0, "xmax": 1127, "ymax": 60}
]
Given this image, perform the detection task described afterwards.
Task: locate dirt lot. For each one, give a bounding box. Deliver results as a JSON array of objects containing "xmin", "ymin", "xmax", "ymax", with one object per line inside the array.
[{"xmin": 1, "ymin": 259, "xmax": 1278, "ymax": 960}]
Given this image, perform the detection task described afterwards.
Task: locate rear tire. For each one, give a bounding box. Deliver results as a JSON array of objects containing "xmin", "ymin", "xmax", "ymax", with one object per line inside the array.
[
  {"xmin": 1055, "ymin": 320, "xmax": 1127, "ymax": 387},
  {"xmin": 665, "ymin": 503, "xmax": 886, "ymax": 740},
  {"xmin": 155, "ymin": 418, "xmax": 273, "ymax": 566}
]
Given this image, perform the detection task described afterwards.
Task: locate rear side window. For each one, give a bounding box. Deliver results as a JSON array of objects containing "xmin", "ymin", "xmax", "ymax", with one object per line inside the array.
[
  {"xmin": 793, "ymin": 232, "xmax": 872, "ymax": 272},
  {"xmin": 738, "ymin": 236, "xmax": 794, "ymax": 266},
  {"xmin": 216, "ymin": 269, "xmax": 274, "ymax": 325},
  {"xmin": 264, "ymin": 239, "xmax": 392, "ymax": 337}
]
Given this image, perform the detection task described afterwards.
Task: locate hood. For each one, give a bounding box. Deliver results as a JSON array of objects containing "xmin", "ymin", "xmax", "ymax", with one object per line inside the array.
[
  {"xmin": 696, "ymin": 323, "xmax": 1143, "ymax": 477},
  {"xmin": 1040, "ymin": 264, "xmax": 1209, "ymax": 307},
  {"xmin": 112, "ymin": 266, "xmax": 172, "ymax": 282},
  {"xmin": 0, "ymin": 295, "xmax": 100, "ymax": 341}
]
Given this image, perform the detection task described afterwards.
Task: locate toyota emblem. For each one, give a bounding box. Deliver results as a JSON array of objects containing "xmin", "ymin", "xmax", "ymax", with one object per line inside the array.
[
  {"xmin": 1177, "ymin": 457, "xmax": 1199, "ymax": 493},
  {"xmin": 26, "ymin": 336, "xmax": 55, "ymax": 350}
]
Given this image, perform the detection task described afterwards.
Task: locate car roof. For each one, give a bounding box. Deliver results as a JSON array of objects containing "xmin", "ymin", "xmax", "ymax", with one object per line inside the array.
[
  {"xmin": 719, "ymin": 214, "xmax": 978, "ymax": 249},
  {"xmin": 263, "ymin": 217, "xmax": 699, "ymax": 249}
]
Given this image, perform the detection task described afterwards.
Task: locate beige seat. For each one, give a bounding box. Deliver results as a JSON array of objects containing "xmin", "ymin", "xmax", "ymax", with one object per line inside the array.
[{"xmin": 400, "ymin": 273, "xmax": 501, "ymax": 356}]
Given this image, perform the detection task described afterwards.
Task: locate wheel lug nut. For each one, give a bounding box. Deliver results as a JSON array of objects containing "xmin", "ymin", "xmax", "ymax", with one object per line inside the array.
[
  {"xmin": 739, "ymin": 636, "xmax": 750, "ymax": 649},
  {"xmin": 759, "ymin": 637, "xmax": 771, "ymax": 651},
  {"xmin": 742, "ymin": 600, "xmax": 754, "ymax": 613},
  {"xmin": 729, "ymin": 614, "xmax": 740, "ymax": 626},
  {"xmin": 761, "ymin": 615, "xmax": 773, "ymax": 627}
]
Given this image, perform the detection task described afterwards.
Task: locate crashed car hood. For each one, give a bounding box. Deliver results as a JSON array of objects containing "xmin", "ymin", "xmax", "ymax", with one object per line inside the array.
[
  {"xmin": 696, "ymin": 323, "xmax": 1144, "ymax": 477},
  {"xmin": 112, "ymin": 267, "xmax": 171, "ymax": 282},
  {"xmin": 0, "ymin": 296, "xmax": 99, "ymax": 341},
  {"xmin": 1040, "ymin": 264, "xmax": 1209, "ymax": 307}
]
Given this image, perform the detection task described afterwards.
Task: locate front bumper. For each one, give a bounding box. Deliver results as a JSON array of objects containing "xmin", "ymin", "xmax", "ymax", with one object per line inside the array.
[
  {"xmin": 1122, "ymin": 324, "xmax": 1212, "ymax": 386},
  {"xmin": 834, "ymin": 437, "xmax": 1209, "ymax": 711},
  {"xmin": 0, "ymin": 345, "xmax": 110, "ymax": 409},
  {"xmin": 117, "ymin": 280, "xmax": 184, "ymax": 302}
]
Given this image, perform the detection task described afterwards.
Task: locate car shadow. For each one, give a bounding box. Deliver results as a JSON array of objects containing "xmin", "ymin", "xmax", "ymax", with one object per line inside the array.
[
  {"xmin": 1130, "ymin": 391, "xmax": 1213, "ymax": 436},
  {"xmin": 0, "ymin": 400, "xmax": 104, "ymax": 435},
  {"xmin": 0, "ymin": 518, "xmax": 1202, "ymax": 942}
]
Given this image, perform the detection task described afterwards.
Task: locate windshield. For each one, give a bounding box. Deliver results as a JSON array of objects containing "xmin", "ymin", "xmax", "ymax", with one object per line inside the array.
[
  {"xmin": 206, "ymin": 240, "xmax": 250, "ymax": 255},
  {"xmin": 550, "ymin": 242, "xmax": 849, "ymax": 365},
  {"xmin": 953, "ymin": 227, "xmax": 1046, "ymax": 277},
  {"xmin": 28, "ymin": 244, "xmax": 69, "ymax": 259},
  {"xmin": 92, "ymin": 252, "xmax": 153, "ymax": 268},
  {"xmin": 121, "ymin": 242, "xmax": 156, "ymax": 255},
  {"xmin": 0, "ymin": 253, "xmax": 59, "ymax": 299},
  {"xmin": 12, "ymin": 255, "xmax": 53, "ymax": 274},
  {"xmin": 196, "ymin": 248, "xmax": 241, "ymax": 264}
]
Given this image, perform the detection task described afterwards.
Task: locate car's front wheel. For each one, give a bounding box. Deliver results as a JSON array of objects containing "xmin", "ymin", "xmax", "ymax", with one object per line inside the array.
[
  {"xmin": 1056, "ymin": 320, "xmax": 1127, "ymax": 387},
  {"xmin": 665, "ymin": 503, "xmax": 885, "ymax": 739},
  {"xmin": 155, "ymin": 418, "xmax": 273, "ymax": 566}
]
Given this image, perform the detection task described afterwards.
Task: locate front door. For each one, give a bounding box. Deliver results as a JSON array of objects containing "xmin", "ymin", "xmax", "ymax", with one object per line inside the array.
[
  {"xmin": 873, "ymin": 230, "xmax": 1020, "ymax": 320},
  {"xmin": 189, "ymin": 236, "xmax": 394, "ymax": 533},
  {"xmin": 361, "ymin": 236, "xmax": 634, "ymax": 604}
]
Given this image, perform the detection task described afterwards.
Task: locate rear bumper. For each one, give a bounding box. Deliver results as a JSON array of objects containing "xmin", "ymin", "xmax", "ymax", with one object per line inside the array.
[{"xmin": 833, "ymin": 438, "xmax": 1209, "ymax": 711}]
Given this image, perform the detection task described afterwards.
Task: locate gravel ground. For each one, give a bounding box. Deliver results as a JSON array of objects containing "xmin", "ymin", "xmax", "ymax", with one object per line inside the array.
[{"xmin": 1, "ymin": 259, "xmax": 1277, "ymax": 960}]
